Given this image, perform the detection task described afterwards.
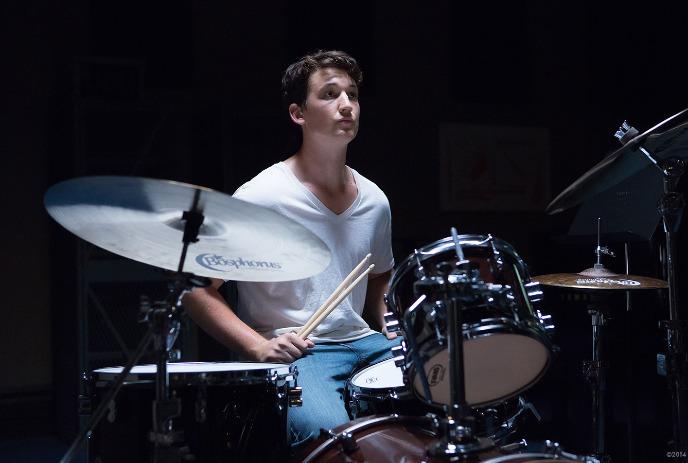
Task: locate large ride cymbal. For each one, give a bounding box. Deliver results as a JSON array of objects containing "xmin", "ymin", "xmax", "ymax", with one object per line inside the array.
[
  {"xmin": 534, "ymin": 269, "xmax": 668, "ymax": 290},
  {"xmin": 547, "ymin": 108, "xmax": 688, "ymax": 214},
  {"xmin": 44, "ymin": 176, "xmax": 331, "ymax": 281}
]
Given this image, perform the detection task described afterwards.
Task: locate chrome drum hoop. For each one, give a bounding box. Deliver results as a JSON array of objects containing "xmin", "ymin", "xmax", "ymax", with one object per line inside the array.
[{"xmin": 388, "ymin": 234, "xmax": 554, "ymax": 407}]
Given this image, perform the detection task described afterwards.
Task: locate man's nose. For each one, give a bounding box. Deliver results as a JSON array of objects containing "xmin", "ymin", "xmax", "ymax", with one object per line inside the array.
[{"xmin": 338, "ymin": 93, "xmax": 353, "ymax": 113}]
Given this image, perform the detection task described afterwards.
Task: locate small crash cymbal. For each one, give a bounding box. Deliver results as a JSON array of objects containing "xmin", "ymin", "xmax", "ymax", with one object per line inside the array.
[
  {"xmin": 44, "ymin": 176, "xmax": 331, "ymax": 281},
  {"xmin": 534, "ymin": 271, "xmax": 668, "ymax": 290}
]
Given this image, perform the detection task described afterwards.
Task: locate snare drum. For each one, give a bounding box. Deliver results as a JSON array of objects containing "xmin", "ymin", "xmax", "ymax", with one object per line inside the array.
[
  {"xmin": 345, "ymin": 358, "xmax": 531, "ymax": 443},
  {"xmin": 388, "ymin": 235, "xmax": 554, "ymax": 407},
  {"xmin": 87, "ymin": 362, "xmax": 296, "ymax": 463}
]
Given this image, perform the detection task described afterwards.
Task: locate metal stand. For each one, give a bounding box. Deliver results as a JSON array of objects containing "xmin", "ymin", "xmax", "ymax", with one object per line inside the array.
[
  {"xmin": 656, "ymin": 159, "xmax": 688, "ymax": 452},
  {"xmin": 582, "ymin": 307, "xmax": 612, "ymax": 463},
  {"xmin": 60, "ymin": 192, "xmax": 209, "ymax": 463},
  {"xmin": 419, "ymin": 228, "xmax": 494, "ymax": 457},
  {"xmin": 616, "ymin": 123, "xmax": 688, "ymax": 452}
]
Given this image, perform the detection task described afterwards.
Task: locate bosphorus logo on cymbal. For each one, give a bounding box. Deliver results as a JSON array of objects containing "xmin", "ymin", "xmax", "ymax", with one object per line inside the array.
[{"xmin": 196, "ymin": 253, "xmax": 283, "ymax": 272}]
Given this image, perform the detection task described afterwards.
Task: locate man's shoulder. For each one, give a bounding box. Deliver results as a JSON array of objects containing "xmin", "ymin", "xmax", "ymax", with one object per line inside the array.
[
  {"xmin": 233, "ymin": 163, "xmax": 288, "ymax": 204},
  {"xmin": 351, "ymin": 167, "xmax": 389, "ymax": 206}
]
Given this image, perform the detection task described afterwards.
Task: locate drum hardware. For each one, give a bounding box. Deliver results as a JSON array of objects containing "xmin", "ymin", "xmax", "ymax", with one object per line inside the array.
[
  {"xmin": 582, "ymin": 307, "xmax": 612, "ymax": 463},
  {"xmin": 60, "ymin": 189, "xmax": 211, "ymax": 463},
  {"xmin": 43, "ymin": 176, "xmax": 330, "ymax": 462},
  {"xmin": 389, "ymin": 234, "xmax": 554, "ymax": 408},
  {"xmin": 415, "ymin": 228, "xmax": 498, "ymax": 457},
  {"xmin": 547, "ymin": 109, "xmax": 688, "ymax": 452},
  {"xmin": 297, "ymin": 414, "xmax": 600, "ymax": 462}
]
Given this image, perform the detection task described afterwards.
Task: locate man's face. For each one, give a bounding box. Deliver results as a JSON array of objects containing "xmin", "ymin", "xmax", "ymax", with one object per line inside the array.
[{"xmin": 298, "ymin": 67, "xmax": 360, "ymax": 141}]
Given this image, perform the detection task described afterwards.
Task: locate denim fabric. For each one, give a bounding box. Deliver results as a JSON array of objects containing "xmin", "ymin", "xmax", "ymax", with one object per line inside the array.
[{"xmin": 288, "ymin": 333, "xmax": 400, "ymax": 447}]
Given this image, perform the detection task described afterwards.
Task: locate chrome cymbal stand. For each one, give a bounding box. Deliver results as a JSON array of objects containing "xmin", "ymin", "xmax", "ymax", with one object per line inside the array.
[
  {"xmin": 61, "ymin": 190, "xmax": 209, "ymax": 463},
  {"xmin": 582, "ymin": 304, "xmax": 612, "ymax": 463},
  {"xmin": 616, "ymin": 122, "xmax": 688, "ymax": 452},
  {"xmin": 415, "ymin": 228, "xmax": 495, "ymax": 457}
]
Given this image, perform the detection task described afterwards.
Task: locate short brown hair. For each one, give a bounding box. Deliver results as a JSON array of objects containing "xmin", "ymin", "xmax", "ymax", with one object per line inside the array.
[{"xmin": 281, "ymin": 50, "xmax": 363, "ymax": 108}]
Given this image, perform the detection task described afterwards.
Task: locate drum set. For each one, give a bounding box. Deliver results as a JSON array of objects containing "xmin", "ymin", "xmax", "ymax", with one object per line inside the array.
[{"xmin": 44, "ymin": 109, "xmax": 688, "ymax": 462}]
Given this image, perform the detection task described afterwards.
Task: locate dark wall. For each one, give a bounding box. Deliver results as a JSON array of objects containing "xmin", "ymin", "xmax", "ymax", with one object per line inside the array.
[{"xmin": 2, "ymin": 0, "xmax": 687, "ymax": 459}]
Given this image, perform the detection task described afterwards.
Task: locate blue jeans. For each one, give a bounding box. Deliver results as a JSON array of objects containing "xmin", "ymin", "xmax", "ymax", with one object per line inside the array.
[{"xmin": 288, "ymin": 333, "xmax": 400, "ymax": 447}]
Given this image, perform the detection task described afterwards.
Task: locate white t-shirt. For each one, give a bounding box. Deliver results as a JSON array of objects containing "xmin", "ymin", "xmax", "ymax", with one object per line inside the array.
[{"xmin": 233, "ymin": 162, "xmax": 394, "ymax": 342}]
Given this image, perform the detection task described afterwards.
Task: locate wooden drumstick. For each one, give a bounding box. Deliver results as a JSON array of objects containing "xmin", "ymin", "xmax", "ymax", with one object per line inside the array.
[
  {"xmin": 297, "ymin": 253, "xmax": 371, "ymax": 338},
  {"xmin": 299, "ymin": 264, "xmax": 375, "ymax": 339}
]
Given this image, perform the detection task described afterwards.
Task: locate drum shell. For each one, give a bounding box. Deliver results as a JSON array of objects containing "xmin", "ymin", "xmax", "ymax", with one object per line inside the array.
[
  {"xmin": 295, "ymin": 415, "xmax": 597, "ymax": 463},
  {"xmin": 86, "ymin": 362, "xmax": 293, "ymax": 463},
  {"xmin": 388, "ymin": 235, "xmax": 553, "ymax": 406}
]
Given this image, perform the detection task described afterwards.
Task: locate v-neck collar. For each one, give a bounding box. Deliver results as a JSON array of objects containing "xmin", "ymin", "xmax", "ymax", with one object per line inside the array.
[{"xmin": 279, "ymin": 161, "xmax": 360, "ymax": 220}]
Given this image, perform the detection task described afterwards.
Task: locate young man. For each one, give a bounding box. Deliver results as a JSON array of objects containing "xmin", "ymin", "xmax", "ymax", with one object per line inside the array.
[{"xmin": 183, "ymin": 50, "xmax": 398, "ymax": 445}]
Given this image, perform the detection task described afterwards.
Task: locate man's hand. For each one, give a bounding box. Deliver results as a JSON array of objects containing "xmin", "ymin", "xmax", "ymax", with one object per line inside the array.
[
  {"xmin": 248, "ymin": 332, "xmax": 314, "ymax": 363},
  {"xmin": 382, "ymin": 328, "xmax": 398, "ymax": 340}
]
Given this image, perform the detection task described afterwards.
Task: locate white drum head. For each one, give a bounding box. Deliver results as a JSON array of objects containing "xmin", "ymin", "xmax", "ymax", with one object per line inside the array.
[
  {"xmin": 414, "ymin": 334, "xmax": 549, "ymax": 406},
  {"xmin": 93, "ymin": 361, "xmax": 292, "ymax": 385},
  {"xmin": 94, "ymin": 362, "xmax": 288, "ymax": 375},
  {"xmin": 351, "ymin": 358, "xmax": 404, "ymax": 389}
]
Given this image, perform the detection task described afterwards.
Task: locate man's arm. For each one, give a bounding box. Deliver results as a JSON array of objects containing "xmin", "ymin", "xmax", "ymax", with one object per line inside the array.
[
  {"xmin": 363, "ymin": 270, "xmax": 396, "ymax": 339},
  {"xmin": 182, "ymin": 279, "xmax": 313, "ymax": 363}
]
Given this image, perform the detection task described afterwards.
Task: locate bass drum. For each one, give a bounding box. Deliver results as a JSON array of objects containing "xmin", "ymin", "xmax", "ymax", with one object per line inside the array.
[
  {"xmin": 388, "ymin": 234, "xmax": 554, "ymax": 407},
  {"xmin": 294, "ymin": 415, "xmax": 598, "ymax": 463}
]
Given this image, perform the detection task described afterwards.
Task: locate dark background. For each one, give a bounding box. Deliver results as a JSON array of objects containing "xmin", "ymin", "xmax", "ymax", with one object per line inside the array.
[{"xmin": 2, "ymin": 1, "xmax": 687, "ymax": 461}]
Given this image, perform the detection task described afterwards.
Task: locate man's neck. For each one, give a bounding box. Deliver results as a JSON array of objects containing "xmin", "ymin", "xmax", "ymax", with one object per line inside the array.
[{"xmin": 287, "ymin": 136, "xmax": 350, "ymax": 188}]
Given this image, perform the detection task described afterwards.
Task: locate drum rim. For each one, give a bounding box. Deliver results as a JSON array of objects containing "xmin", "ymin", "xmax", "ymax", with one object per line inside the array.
[
  {"xmin": 483, "ymin": 452, "xmax": 596, "ymax": 462},
  {"xmin": 390, "ymin": 234, "xmax": 530, "ymax": 294},
  {"xmin": 300, "ymin": 414, "xmax": 437, "ymax": 463},
  {"xmin": 388, "ymin": 235, "xmax": 535, "ymax": 315},
  {"xmin": 92, "ymin": 361, "xmax": 294, "ymax": 386}
]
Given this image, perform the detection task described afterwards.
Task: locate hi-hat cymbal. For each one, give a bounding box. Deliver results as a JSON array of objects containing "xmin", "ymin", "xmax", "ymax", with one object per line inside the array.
[
  {"xmin": 44, "ymin": 176, "xmax": 331, "ymax": 281},
  {"xmin": 534, "ymin": 270, "xmax": 668, "ymax": 290}
]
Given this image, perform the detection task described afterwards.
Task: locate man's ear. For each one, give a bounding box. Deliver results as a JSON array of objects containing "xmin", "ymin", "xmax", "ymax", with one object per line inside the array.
[{"xmin": 289, "ymin": 103, "xmax": 305, "ymax": 126}]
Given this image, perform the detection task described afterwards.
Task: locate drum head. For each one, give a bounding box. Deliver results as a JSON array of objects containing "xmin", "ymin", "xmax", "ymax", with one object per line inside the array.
[
  {"xmin": 93, "ymin": 361, "xmax": 291, "ymax": 385},
  {"xmin": 351, "ymin": 358, "xmax": 404, "ymax": 389},
  {"xmin": 413, "ymin": 334, "xmax": 550, "ymax": 406}
]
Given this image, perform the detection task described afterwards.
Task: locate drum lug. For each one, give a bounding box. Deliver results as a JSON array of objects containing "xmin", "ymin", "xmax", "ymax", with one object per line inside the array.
[
  {"xmin": 287, "ymin": 386, "xmax": 303, "ymax": 407},
  {"xmin": 500, "ymin": 439, "xmax": 528, "ymax": 453},
  {"xmin": 320, "ymin": 430, "xmax": 359, "ymax": 454},
  {"xmin": 383, "ymin": 312, "xmax": 401, "ymax": 333},
  {"xmin": 391, "ymin": 343, "xmax": 407, "ymax": 370},
  {"xmin": 536, "ymin": 310, "xmax": 555, "ymax": 333},
  {"xmin": 393, "ymin": 355, "xmax": 406, "ymax": 369}
]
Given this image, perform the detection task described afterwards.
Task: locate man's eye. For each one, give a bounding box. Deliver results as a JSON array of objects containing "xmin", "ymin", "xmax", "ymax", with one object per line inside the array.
[
  {"xmin": 325, "ymin": 91, "xmax": 336, "ymax": 98},
  {"xmin": 348, "ymin": 92, "xmax": 358, "ymax": 100}
]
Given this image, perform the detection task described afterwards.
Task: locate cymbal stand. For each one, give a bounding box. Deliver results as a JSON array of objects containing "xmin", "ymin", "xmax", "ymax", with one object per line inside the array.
[
  {"xmin": 418, "ymin": 228, "xmax": 494, "ymax": 457},
  {"xmin": 616, "ymin": 122, "xmax": 688, "ymax": 452},
  {"xmin": 582, "ymin": 304, "xmax": 612, "ymax": 463},
  {"xmin": 60, "ymin": 190, "xmax": 209, "ymax": 463}
]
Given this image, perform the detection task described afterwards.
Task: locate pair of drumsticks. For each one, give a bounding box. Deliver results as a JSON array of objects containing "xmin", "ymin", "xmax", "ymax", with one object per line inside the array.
[{"xmin": 297, "ymin": 254, "xmax": 374, "ymax": 339}]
